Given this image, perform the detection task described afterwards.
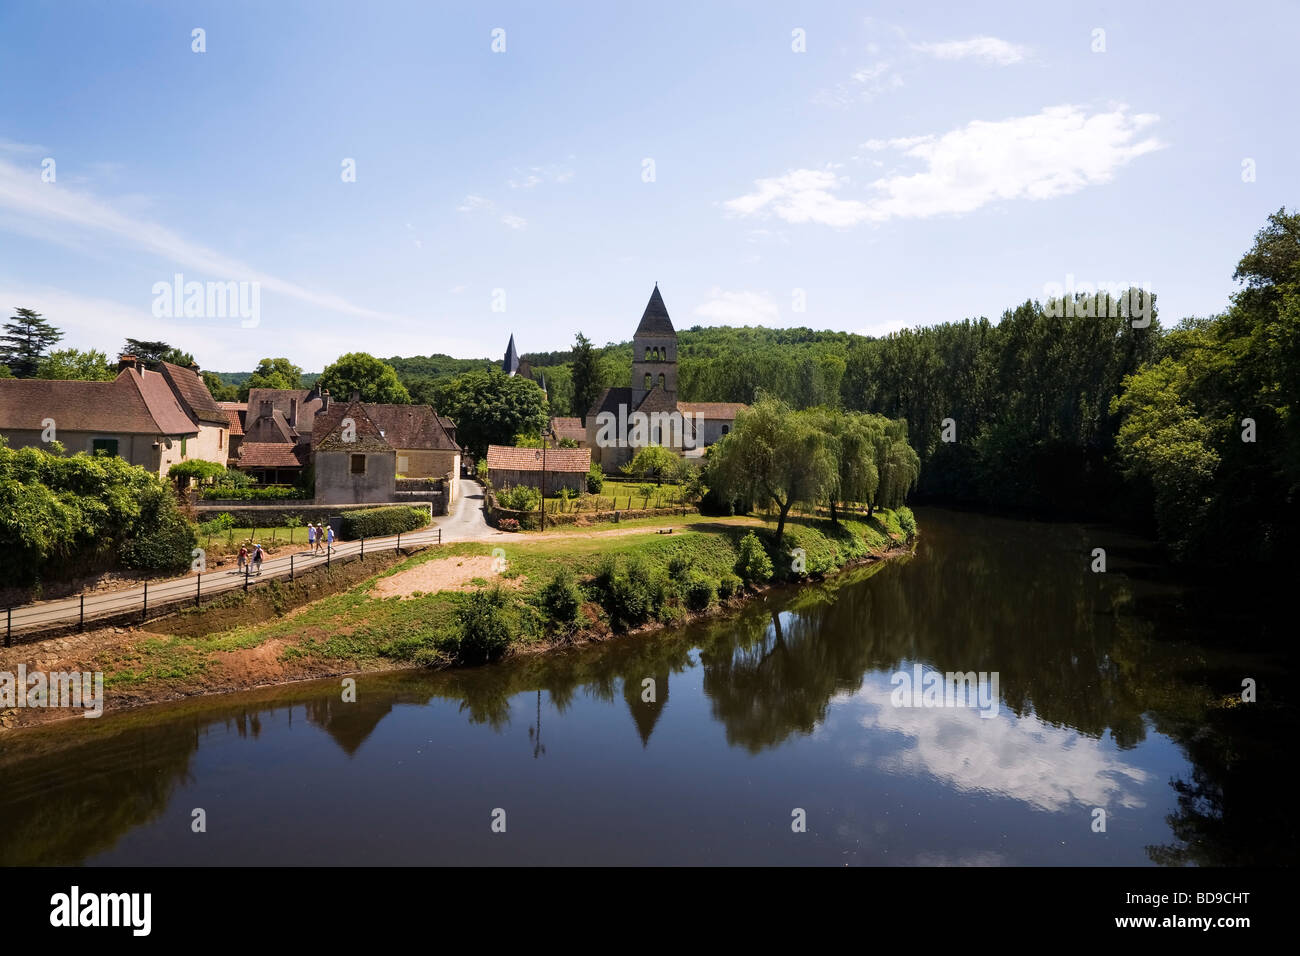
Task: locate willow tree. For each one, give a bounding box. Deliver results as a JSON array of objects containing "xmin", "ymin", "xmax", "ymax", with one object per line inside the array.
[
  {"xmin": 709, "ymin": 398, "xmax": 835, "ymax": 550},
  {"xmin": 869, "ymin": 418, "xmax": 921, "ymax": 516}
]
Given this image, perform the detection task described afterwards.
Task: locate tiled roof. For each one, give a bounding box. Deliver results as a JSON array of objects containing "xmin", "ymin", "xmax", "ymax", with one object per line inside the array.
[
  {"xmin": 129, "ymin": 367, "xmax": 201, "ymax": 436},
  {"xmin": 217, "ymin": 402, "xmax": 246, "ymax": 436},
  {"xmin": 487, "ymin": 444, "xmax": 591, "ymax": 473},
  {"xmin": 677, "ymin": 402, "xmax": 746, "ymax": 419},
  {"xmin": 550, "ymin": 416, "xmax": 585, "ymax": 443},
  {"xmin": 588, "ymin": 386, "xmax": 634, "ymax": 419},
  {"xmin": 243, "ymin": 408, "xmax": 297, "ymax": 443},
  {"xmin": 313, "ymin": 401, "xmax": 393, "ymax": 452},
  {"xmin": 0, "ymin": 377, "xmax": 154, "ymax": 434},
  {"xmin": 246, "ymin": 387, "xmax": 323, "ymax": 434},
  {"xmin": 635, "ymin": 385, "xmax": 678, "ymax": 414},
  {"xmin": 363, "ymin": 404, "xmax": 459, "ymax": 450},
  {"xmin": 236, "ymin": 441, "xmax": 310, "ymax": 469},
  {"xmin": 159, "ymin": 362, "xmax": 228, "ymax": 425},
  {"xmin": 635, "ymin": 285, "xmax": 675, "ymax": 337}
]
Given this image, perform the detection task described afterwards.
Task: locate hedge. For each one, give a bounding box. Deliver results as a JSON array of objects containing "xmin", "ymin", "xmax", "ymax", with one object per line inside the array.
[{"xmin": 337, "ymin": 505, "xmax": 429, "ymax": 540}]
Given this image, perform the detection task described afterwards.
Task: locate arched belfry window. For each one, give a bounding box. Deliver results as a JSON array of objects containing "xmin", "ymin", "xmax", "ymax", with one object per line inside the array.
[
  {"xmin": 658, "ymin": 373, "xmax": 665, "ymax": 388},
  {"xmin": 645, "ymin": 347, "xmax": 652, "ymax": 360},
  {"xmin": 644, "ymin": 373, "xmax": 652, "ymax": 389}
]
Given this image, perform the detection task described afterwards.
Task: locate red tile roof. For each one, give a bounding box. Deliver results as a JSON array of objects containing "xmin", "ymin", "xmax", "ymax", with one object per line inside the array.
[
  {"xmin": 217, "ymin": 402, "xmax": 246, "ymax": 436},
  {"xmin": 486, "ymin": 444, "xmax": 591, "ymax": 473},
  {"xmin": 550, "ymin": 416, "xmax": 585, "ymax": 443},
  {"xmin": 0, "ymin": 369, "xmax": 205, "ymax": 437},
  {"xmin": 313, "ymin": 401, "xmax": 393, "ymax": 452},
  {"xmin": 236, "ymin": 442, "xmax": 310, "ymax": 469},
  {"xmin": 159, "ymin": 362, "xmax": 228, "ymax": 425}
]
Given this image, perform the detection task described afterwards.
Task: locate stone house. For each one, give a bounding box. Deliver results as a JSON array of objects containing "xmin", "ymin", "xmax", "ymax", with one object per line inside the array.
[
  {"xmin": 0, "ymin": 355, "xmax": 229, "ymax": 476},
  {"xmin": 486, "ymin": 444, "xmax": 590, "ymax": 495},
  {"xmin": 311, "ymin": 400, "xmax": 397, "ymax": 505}
]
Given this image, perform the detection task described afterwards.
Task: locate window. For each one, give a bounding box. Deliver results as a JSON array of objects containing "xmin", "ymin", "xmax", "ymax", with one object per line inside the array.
[
  {"xmin": 351, "ymin": 454, "xmax": 366, "ymax": 474},
  {"xmin": 91, "ymin": 438, "xmax": 119, "ymax": 457},
  {"xmin": 219, "ymin": 430, "xmax": 223, "ymax": 449},
  {"xmin": 658, "ymin": 373, "xmax": 665, "ymax": 388},
  {"xmin": 644, "ymin": 347, "xmax": 652, "ymax": 360},
  {"xmin": 721, "ymin": 425, "xmax": 730, "ymax": 435},
  {"xmin": 643, "ymin": 373, "xmax": 651, "ymax": 389},
  {"xmin": 180, "ymin": 437, "xmax": 187, "ymax": 457}
]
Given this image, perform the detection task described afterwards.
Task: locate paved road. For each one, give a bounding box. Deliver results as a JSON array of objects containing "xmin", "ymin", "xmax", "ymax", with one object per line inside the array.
[{"xmin": 5, "ymin": 479, "xmax": 501, "ymax": 640}]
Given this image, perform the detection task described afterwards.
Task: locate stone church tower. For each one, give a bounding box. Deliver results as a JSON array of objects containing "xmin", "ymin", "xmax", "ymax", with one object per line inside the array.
[{"xmin": 631, "ymin": 284, "xmax": 677, "ymax": 407}]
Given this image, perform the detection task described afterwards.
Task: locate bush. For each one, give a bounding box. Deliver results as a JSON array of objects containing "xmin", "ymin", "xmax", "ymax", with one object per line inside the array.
[
  {"xmin": 682, "ymin": 571, "xmax": 715, "ymax": 611},
  {"xmin": 497, "ymin": 517, "xmax": 520, "ymax": 532},
  {"xmin": 735, "ymin": 531, "xmax": 773, "ymax": 586},
  {"xmin": 667, "ymin": 552, "xmax": 693, "ymax": 577},
  {"xmin": 198, "ymin": 512, "xmax": 236, "ymax": 535},
  {"xmin": 718, "ymin": 573, "xmax": 742, "ymax": 600},
  {"xmin": 120, "ymin": 486, "xmax": 198, "ymax": 572},
  {"xmin": 497, "ymin": 484, "xmax": 541, "ymax": 511},
  {"xmin": 200, "ymin": 484, "xmax": 300, "ymax": 501},
  {"xmin": 475, "ymin": 459, "xmax": 489, "ymax": 482},
  {"xmin": 896, "ymin": 506, "xmax": 917, "ymax": 541},
  {"xmin": 539, "ymin": 568, "xmax": 583, "ymax": 629},
  {"xmin": 337, "ymin": 505, "xmax": 428, "ymax": 540},
  {"xmin": 586, "ymin": 463, "xmax": 604, "ymax": 494},
  {"xmin": 168, "ymin": 459, "xmax": 227, "ymax": 484},
  {"xmin": 453, "ymin": 588, "xmax": 512, "ymax": 665},
  {"xmin": 595, "ymin": 555, "xmax": 653, "ymax": 631}
]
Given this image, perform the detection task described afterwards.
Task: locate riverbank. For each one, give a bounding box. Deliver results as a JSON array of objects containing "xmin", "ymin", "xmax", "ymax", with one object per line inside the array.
[{"xmin": 0, "ymin": 510, "xmax": 914, "ymax": 731}]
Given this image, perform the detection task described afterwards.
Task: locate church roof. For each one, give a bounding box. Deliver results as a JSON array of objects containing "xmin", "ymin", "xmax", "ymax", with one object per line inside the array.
[
  {"xmin": 502, "ymin": 334, "xmax": 520, "ymax": 375},
  {"xmin": 634, "ymin": 285, "xmax": 675, "ymax": 337}
]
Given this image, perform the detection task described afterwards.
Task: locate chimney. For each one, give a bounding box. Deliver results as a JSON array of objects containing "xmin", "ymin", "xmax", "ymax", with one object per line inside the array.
[
  {"xmin": 320, "ymin": 389, "xmax": 330, "ymax": 412},
  {"xmin": 117, "ymin": 355, "xmax": 139, "ymax": 373},
  {"xmin": 259, "ymin": 400, "xmax": 272, "ymax": 419},
  {"xmin": 289, "ymin": 397, "xmax": 298, "ymax": 427}
]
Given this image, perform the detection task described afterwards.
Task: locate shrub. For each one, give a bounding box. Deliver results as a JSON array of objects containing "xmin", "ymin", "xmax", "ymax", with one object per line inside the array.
[
  {"xmin": 198, "ymin": 513, "xmax": 236, "ymax": 535},
  {"xmin": 735, "ymin": 531, "xmax": 773, "ymax": 586},
  {"xmin": 717, "ymin": 573, "xmax": 742, "ymax": 600},
  {"xmin": 497, "ymin": 517, "xmax": 520, "ymax": 532},
  {"xmin": 586, "ymin": 463, "xmax": 604, "ymax": 494},
  {"xmin": 539, "ymin": 568, "xmax": 583, "ymax": 629},
  {"xmin": 498, "ymin": 484, "xmax": 541, "ymax": 512},
  {"xmin": 636, "ymin": 483, "xmax": 656, "ymax": 500},
  {"xmin": 200, "ymin": 484, "xmax": 300, "ymax": 501},
  {"xmin": 453, "ymin": 588, "xmax": 512, "ymax": 665},
  {"xmin": 667, "ymin": 552, "xmax": 693, "ymax": 577},
  {"xmin": 168, "ymin": 459, "xmax": 227, "ymax": 484},
  {"xmin": 337, "ymin": 505, "xmax": 428, "ymax": 540},
  {"xmin": 120, "ymin": 486, "xmax": 198, "ymax": 572},
  {"xmin": 896, "ymin": 506, "xmax": 917, "ymax": 541},
  {"xmin": 683, "ymin": 571, "xmax": 715, "ymax": 611},
  {"xmin": 596, "ymin": 555, "xmax": 653, "ymax": 631},
  {"xmin": 475, "ymin": 459, "xmax": 489, "ymax": 482}
]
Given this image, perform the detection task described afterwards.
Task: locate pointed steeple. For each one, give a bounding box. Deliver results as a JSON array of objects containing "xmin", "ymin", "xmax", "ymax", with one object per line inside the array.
[
  {"xmin": 502, "ymin": 334, "xmax": 520, "ymax": 376},
  {"xmin": 635, "ymin": 285, "xmax": 675, "ymax": 336}
]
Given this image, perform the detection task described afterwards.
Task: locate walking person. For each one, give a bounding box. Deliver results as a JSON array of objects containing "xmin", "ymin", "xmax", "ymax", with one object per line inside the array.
[
  {"xmin": 326, "ymin": 524, "xmax": 335, "ymax": 554},
  {"xmin": 237, "ymin": 544, "xmax": 248, "ymax": 575},
  {"xmin": 307, "ymin": 522, "xmax": 317, "ymax": 553},
  {"xmin": 314, "ymin": 524, "xmax": 324, "ymax": 555},
  {"xmin": 252, "ymin": 543, "xmax": 264, "ymax": 575}
]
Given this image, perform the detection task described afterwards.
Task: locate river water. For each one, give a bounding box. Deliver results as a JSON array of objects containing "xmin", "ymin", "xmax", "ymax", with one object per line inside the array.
[{"xmin": 0, "ymin": 509, "xmax": 1288, "ymax": 865}]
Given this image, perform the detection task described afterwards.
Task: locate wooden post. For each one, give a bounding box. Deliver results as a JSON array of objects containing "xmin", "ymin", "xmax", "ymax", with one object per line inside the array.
[
  {"xmin": 290, "ymin": 554, "xmax": 294, "ymax": 581},
  {"xmin": 142, "ymin": 581, "xmax": 148, "ymax": 623},
  {"xmin": 196, "ymin": 573, "xmax": 201, "ymax": 608},
  {"xmin": 79, "ymin": 594, "xmax": 85, "ymax": 630},
  {"xmin": 361, "ymin": 537, "xmax": 365, "ymax": 558},
  {"xmin": 5, "ymin": 607, "xmax": 10, "ymax": 647}
]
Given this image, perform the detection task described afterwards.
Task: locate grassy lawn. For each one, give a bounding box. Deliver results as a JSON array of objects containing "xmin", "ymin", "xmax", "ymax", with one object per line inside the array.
[{"xmin": 97, "ymin": 509, "xmax": 912, "ymax": 695}]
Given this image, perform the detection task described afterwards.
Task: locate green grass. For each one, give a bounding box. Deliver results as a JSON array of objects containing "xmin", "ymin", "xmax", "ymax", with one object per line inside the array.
[{"xmin": 99, "ymin": 510, "xmax": 913, "ymax": 690}]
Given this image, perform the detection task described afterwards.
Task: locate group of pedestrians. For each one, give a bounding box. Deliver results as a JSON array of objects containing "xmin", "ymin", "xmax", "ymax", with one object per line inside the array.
[
  {"xmin": 234, "ymin": 523, "xmax": 334, "ymax": 576},
  {"xmin": 306, "ymin": 522, "xmax": 333, "ymax": 555}
]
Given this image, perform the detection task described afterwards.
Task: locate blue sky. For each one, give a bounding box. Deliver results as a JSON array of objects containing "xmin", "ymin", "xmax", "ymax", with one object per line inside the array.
[{"xmin": 1, "ymin": 1, "xmax": 1296, "ymax": 372}]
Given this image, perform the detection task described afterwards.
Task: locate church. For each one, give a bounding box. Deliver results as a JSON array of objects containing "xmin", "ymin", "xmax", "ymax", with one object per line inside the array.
[{"xmin": 584, "ymin": 285, "xmax": 743, "ymax": 470}]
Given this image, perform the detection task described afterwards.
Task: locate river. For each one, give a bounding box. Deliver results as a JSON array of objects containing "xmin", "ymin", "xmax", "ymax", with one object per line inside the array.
[{"xmin": 0, "ymin": 508, "xmax": 1289, "ymax": 865}]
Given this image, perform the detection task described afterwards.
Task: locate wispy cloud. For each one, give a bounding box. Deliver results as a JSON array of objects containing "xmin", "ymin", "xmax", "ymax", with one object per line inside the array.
[
  {"xmin": 457, "ymin": 193, "xmax": 527, "ymax": 229},
  {"xmin": 726, "ymin": 105, "xmax": 1163, "ymax": 227},
  {"xmin": 0, "ymin": 156, "xmax": 402, "ymax": 322},
  {"xmin": 912, "ymin": 35, "xmax": 1028, "ymax": 65}
]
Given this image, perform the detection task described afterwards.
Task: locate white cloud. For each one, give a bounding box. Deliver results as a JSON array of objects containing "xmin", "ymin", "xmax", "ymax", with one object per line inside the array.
[
  {"xmin": 457, "ymin": 194, "xmax": 493, "ymax": 211},
  {"xmin": 724, "ymin": 168, "xmax": 872, "ymax": 228},
  {"xmin": 816, "ymin": 61, "xmax": 903, "ymax": 106},
  {"xmin": 693, "ymin": 288, "xmax": 780, "ymax": 325},
  {"xmin": 913, "ymin": 35, "xmax": 1028, "ymax": 65},
  {"xmin": 726, "ymin": 105, "xmax": 1163, "ymax": 226},
  {"xmin": 0, "ymin": 157, "xmax": 403, "ymax": 323},
  {"xmin": 507, "ymin": 174, "xmax": 541, "ymax": 190},
  {"xmin": 500, "ymin": 214, "xmax": 527, "ymax": 230}
]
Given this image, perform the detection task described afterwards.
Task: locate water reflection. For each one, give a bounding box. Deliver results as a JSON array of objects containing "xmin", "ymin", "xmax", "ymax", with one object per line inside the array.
[{"xmin": 0, "ymin": 509, "xmax": 1291, "ymax": 865}]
